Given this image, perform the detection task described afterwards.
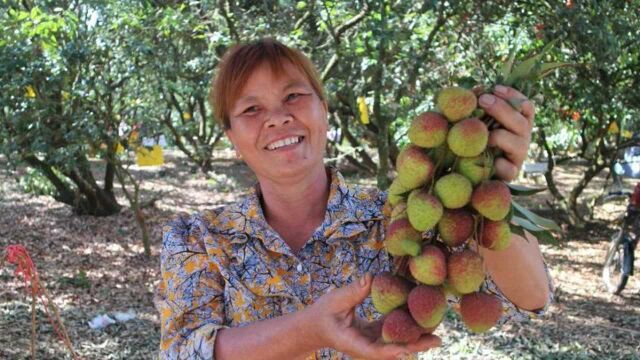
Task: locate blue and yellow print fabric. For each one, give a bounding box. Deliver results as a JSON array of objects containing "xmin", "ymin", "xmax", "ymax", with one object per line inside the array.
[{"xmin": 155, "ymin": 168, "xmax": 553, "ymax": 359}]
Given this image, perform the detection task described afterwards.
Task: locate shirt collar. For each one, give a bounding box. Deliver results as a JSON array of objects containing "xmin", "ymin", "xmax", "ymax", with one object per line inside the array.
[{"xmin": 221, "ymin": 167, "xmax": 384, "ymax": 247}]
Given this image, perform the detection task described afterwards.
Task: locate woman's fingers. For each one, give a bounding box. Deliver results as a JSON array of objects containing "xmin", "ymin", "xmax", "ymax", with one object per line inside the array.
[
  {"xmin": 405, "ymin": 334, "xmax": 442, "ymax": 353},
  {"xmin": 479, "ymin": 93, "xmax": 531, "ymax": 137},
  {"xmin": 493, "ymin": 157, "xmax": 520, "ymax": 182},
  {"xmin": 489, "ymin": 129, "xmax": 529, "ymax": 169}
]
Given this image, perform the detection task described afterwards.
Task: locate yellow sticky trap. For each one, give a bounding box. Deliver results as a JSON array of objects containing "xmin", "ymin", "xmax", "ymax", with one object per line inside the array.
[
  {"xmin": 357, "ymin": 96, "xmax": 369, "ymax": 125},
  {"xmin": 182, "ymin": 112, "xmax": 192, "ymax": 121},
  {"xmin": 608, "ymin": 122, "xmax": 619, "ymax": 134},
  {"xmin": 622, "ymin": 130, "xmax": 633, "ymax": 139},
  {"xmin": 25, "ymin": 85, "xmax": 36, "ymax": 98},
  {"xmin": 136, "ymin": 145, "xmax": 164, "ymax": 166},
  {"xmin": 115, "ymin": 142, "xmax": 125, "ymax": 154}
]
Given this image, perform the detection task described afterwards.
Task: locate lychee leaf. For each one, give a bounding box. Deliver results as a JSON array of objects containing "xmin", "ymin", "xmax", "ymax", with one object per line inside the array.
[
  {"xmin": 507, "ymin": 183, "xmax": 547, "ymax": 196},
  {"xmin": 511, "ymin": 215, "xmax": 544, "ymax": 232},
  {"xmin": 531, "ymin": 229, "xmax": 558, "ymax": 245},
  {"xmin": 510, "ymin": 223, "xmax": 526, "ymax": 238},
  {"xmin": 538, "ymin": 62, "xmax": 575, "ymax": 78},
  {"xmin": 512, "ymin": 201, "xmax": 561, "ymax": 232},
  {"xmin": 501, "ymin": 46, "xmax": 518, "ymax": 81}
]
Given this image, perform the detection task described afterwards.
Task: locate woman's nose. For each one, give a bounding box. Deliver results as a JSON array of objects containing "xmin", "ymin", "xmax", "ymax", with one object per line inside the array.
[{"xmin": 265, "ymin": 108, "xmax": 293, "ymax": 128}]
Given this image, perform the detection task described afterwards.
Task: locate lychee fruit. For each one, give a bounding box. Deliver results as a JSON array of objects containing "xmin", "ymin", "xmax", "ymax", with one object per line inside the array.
[
  {"xmin": 396, "ymin": 145, "xmax": 435, "ymax": 190},
  {"xmin": 460, "ymin": 292, "xmax": 503, "ymax": 333},
  {"xmin": 447, "ymin": 118, "xmax": 489, "ymax": 157},
  {"xmin": 434, "ymin": 173, "xmax": 473, "ymax": 209},
  {"xmin": 408, "ymin": 112, "xmax": 449, "ymax": 148},
  {"xmin": 429, "ymin": 144, "xmax": 456, "ymax": 170},
  {"xmin": 381, "ymin": 308, "xmax": 424, "ymax": 344},
  {"xmin": 385, "ymin": 217, "xmax": 422, "ymax": 257},
  {"xmin": 471, "ymin": 180, "xmax": 512, "ymax": 221},
  {"xmin": 371, "ymin": 272, "xmax": 412, "ymax": 314},
  {"xmin": 409, "ymin": 245, "xmax": 447, "ymax": 286},
  {"xmin": 481, "ymin": 219, "xmax": 512, "ymax": 251},
  {"xmin": 455, "ymin": 154, "xmax": 494, "ymax": 185},
  {"xmin": 437, "ymin": 209, "xmax": 475, "ymax": 247},
  {"xmin": 436, "ymin": 87, "xmax": 478, "ymax": 122},
  {"xmin": 387, "ymin": 177, "xmax": 410, "ymax": 206},
  {"xmin": 447, "ymin": 250, "xmax": 485, "ymax": 295},
  {"xmin": 407, "ymin": 189, "xmax": 443, "ymax": 231},
  {"xmin": 407, "ymin": 285, "xmax": 447, "ymax": 329}
]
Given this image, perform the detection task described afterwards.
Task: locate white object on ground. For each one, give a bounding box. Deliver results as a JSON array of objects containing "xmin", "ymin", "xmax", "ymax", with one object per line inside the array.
[
  {"xmin": 88, "ymin": 314, "xmax": 116, "ymax": 329},
  {"xmin": 113, "ymin": 309, "xmax": 137, "ymax": 322}
]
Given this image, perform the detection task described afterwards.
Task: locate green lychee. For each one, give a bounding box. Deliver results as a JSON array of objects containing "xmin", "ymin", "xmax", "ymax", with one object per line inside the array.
[
  {"xmin": 455, "ymin": 154, "xmax": 494, "ymax": 185},
  {"xmin": 436, "ymin": 87, "xmax": 478, "ymax": 122},
  {"xmin": 471, "ymin": 180, "xmax": 512, "ymax": 221},
  {"xmin": 371, "ymin": 272, "xmax": 412, "ymax": 314},
  {"xmin": 407, "ymin": 189, "xmax": 443, "ymax": 232},
  {"xmin": 447, "ymin": 118, "xmax": 489, "ymax": 157},
  {"xmin": 434, "ymin": 173, "xmax": 473, "ymax": 209},
  {"xmin": 460, "ymin": 292, "xmax": 503, "ymax": 333},
  {"xmin": 396, "ymin": 145, "xmax": 435, "ymax": 190},
  {"xmin": 387, "ymin": 177, "xmax": 410, "ymax": 206},
  {"xmin": 409, "ymin": 245, "xmax": 447, "ymax": 286},
  {"xmin": 481, "ymin": 219, "xmax": 512, "ymax": 251},
  {"xmin": 390, "ymin": 201, "xmax": 407, "ymax": 220},
  {"xmin": 438, "ymin": 209, "xmax": 475, "ymax": 247},
  {"xmin": 385, "ymin": 217, "xmax": 422, "ymax": 257},
  {"xmin": 407, "ymin": 285, "xmax": 447, "ymax": 329},
  {"xmin": 447, "ymin": 250, "xmax": 485, "ymax": 295},
  {"xmin": 408, "ymin": 112, "xmax": 449, "ymax": 148}
]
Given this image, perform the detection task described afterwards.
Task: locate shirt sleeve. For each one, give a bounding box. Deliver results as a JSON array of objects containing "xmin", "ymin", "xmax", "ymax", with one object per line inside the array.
[{"xmin": 155, "ymin": 213, "xmax": 227, "ymax": 359}]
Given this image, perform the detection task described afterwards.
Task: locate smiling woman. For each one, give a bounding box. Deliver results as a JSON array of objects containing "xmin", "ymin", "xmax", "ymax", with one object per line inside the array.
[{"xmin": 154, "ymin": 38, "xmax": 553, "ymax": 360}]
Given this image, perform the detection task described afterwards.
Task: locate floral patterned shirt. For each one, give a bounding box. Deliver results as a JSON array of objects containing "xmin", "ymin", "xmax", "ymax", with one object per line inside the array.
[{"xmin": 155, "ymin": 167, "xmax": 553, "ymax": 359}]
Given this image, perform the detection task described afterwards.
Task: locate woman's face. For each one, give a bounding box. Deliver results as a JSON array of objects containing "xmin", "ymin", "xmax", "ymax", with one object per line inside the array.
[{"xmin": 225, "ymin": 60, "xmax": 328, "ymax": 182}]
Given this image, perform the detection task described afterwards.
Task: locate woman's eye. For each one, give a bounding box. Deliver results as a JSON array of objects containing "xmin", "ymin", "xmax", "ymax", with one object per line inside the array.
[
  {"xmin": 286, "ymin": 93, "xmax": 303, "ymax": 102},
  {"xmin": 243, "ymin": 106, "xmax": 258, "ymax": 114}
]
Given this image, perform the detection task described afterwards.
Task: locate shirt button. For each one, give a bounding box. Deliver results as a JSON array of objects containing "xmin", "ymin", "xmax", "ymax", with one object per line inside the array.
[{"xmin": 296, "ymin": 263, "xmax": 303, "ymax": 272}]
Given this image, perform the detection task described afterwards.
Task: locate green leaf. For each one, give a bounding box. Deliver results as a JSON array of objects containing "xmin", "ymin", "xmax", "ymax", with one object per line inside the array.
[
  {"xmin": 532, "ymin": 229, "xmax": 559, "ymax": 245},
  {"xmin": 538, "ymin": 62, "xmax": 576, "ymax": 78},
  {"xmin": 512, "ymin": 201, "xmax": 561, "ymax": 232},
  {"xmin": 510, "ymin": 223, "xmax": 526, "ymax": 238},
  {"xmin": 511, "ymin": 215, "xmax": 544, "ymax": 232},
  {"xmin": 501, "ymin": 45, "xmax": 518, "ymax": 80},
  {"xmin": 507, "ymin": 183, "xmax": 547, "ymax": 196}
]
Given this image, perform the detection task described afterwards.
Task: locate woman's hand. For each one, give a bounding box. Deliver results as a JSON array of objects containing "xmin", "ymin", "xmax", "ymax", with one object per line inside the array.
[
  {"xmin": 304, "ymin": 273, "xmax": 441, "ymax": 360},
  {"xmin": 478, "ymin": 85, "xmax": 535, "ymax": 182}
]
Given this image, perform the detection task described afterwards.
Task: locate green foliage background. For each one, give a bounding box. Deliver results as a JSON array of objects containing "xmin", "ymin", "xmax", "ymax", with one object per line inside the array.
[{"xmin": 1, "ymin": 0, "xmax": 639, "ymax": 222}]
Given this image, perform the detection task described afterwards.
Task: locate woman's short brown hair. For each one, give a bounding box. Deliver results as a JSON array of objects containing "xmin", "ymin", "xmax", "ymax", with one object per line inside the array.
[{"xmin": 209, "ymin": 38, "xmax": 326, "ymax": 129}]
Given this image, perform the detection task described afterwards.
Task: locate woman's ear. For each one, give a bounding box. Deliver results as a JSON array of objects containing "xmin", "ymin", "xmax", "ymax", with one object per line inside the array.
[{"xmin": 225, "ymin": 130, "xmax": 242, "ymax": 160}]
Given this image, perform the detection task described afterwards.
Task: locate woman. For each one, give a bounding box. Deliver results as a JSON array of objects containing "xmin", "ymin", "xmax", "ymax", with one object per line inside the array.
[{"xmin": 155, "ymin": 38, "xmax": 552, "ymax": 360}]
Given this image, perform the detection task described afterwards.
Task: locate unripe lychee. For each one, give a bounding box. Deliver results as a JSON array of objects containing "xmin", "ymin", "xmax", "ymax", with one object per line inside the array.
[
  {"xmin": 371, "ymin": 272, "xmax": 412, "ymax": 314},
  {"xmin": 460, "ymin": 292, "xmax": 503, "ymax": 333},
  {"xmin": 408, "ymin": 112, "xmax": 449, "ymax": 148},
  {"xmin": 481, "ymin": 219, "xmax": 512, "ymax": 251},
  {"xmin": 447, "ymin": 118, "xmax": 489, "ymax": 157},
  {"xmin": 409, "ymin": 245, "xmax": 447, "ymax": 286},
  {"xmin": 407, "ymin": 285, "xmax": 447, "ymax": 329},
  {"xmin": 387, "ymin": 177, "xmax": 409, "ymax": 206},
  {"xmin": 436, "ymin": 87, "xmax": 478, "ymax": 122},
  {"xmin": 438, "ymin": 209, "xmax": 475, "ymax": 247},
  {"xmin": 429, "ymin": 144, "xmax": 457, "ymax": 171},
  {"xmin": 407, "ymin": 189, "xmax": 443, "ymax": 231},
  {"xmin": 471, "ymin": 180, "xmax": 512, "ymax": 221},
  {"xmin": 447, "ymin": 250, "xmax": 485, "ymax": 295},
  {"xmin": 455, "ymin": 154, "xmax": 494, "ymax": 185},
  {"xmin": 396, "ymin": 145, "xmax": 435, "ymax": 190},
  {"xmin": 434, "ymin": 173, "xmax": 473, "ymax": 209},
  {"xmin": 385, "ymin": 217, "xmax": 422, "ymax": 257},
  {"xmin": 382, "ymin": 308, "xmax": 424, "ymax": 344}
]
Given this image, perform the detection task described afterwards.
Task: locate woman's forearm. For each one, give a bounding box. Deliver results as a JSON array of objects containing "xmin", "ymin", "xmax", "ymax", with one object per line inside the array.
[
  {"xmin": 215, "ymin": 307, "xmax": 320, "ymax": 360},
  {"xmin": 480, "ymin": 231, "xmax": 550, "ymax": 311}
]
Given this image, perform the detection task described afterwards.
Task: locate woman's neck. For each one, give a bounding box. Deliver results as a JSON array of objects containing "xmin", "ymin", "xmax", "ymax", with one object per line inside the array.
[{"xmin": 257, "ymin": 165, "xmax": 330, "ymax": 251}]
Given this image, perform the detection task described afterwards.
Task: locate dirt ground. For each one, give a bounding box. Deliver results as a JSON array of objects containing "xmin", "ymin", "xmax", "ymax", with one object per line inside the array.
[{"xmin": 1, "ymin": 151, "xmax": 639, "ymax": 359}]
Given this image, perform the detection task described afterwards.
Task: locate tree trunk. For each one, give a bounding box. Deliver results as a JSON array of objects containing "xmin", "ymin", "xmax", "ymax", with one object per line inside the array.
[{"xmin": 373, "ymin": 0, "xmax": 389, "ymax": 190}]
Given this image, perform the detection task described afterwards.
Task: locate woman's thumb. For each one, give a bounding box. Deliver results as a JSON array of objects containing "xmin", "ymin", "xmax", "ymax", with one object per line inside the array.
[{"xmin": 332, "ymin": 273, "xmax": 372, "ymax": 309}]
